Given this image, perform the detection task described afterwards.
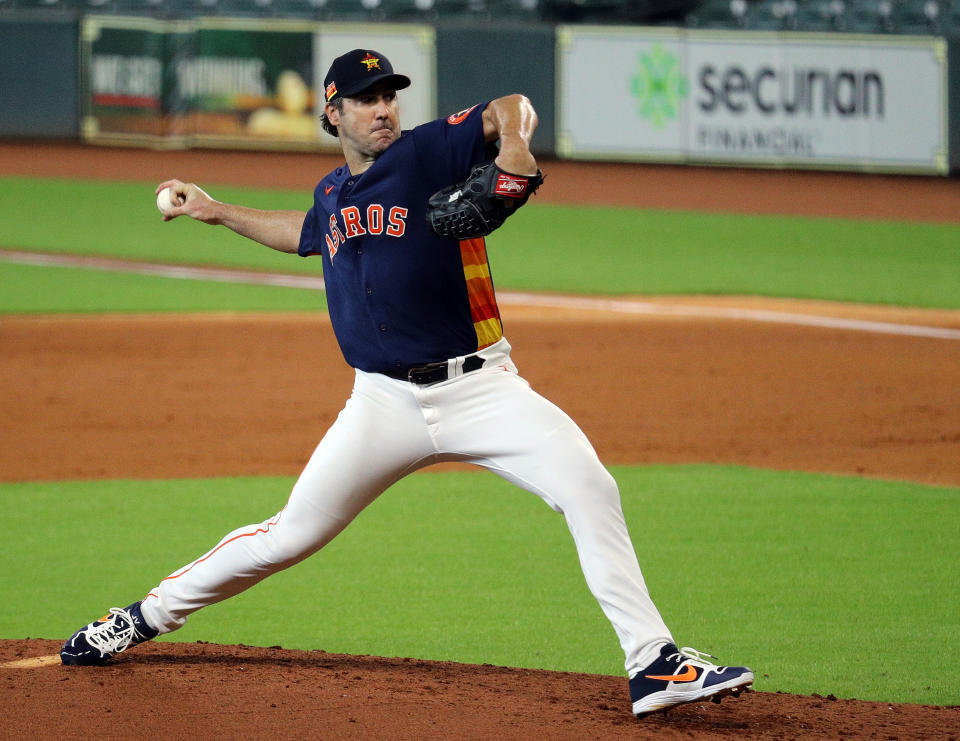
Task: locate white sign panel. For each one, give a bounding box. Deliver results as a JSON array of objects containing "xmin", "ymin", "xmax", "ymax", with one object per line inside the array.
[{"xmin": 558, "ymin": 27, "xmax": 947, "ymax": 173}]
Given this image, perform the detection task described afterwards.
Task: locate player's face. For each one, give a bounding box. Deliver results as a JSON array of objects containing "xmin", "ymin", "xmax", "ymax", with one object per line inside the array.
[{"xmin": 329, "ymin": 88, "xmax": 401, "ymax": 165}]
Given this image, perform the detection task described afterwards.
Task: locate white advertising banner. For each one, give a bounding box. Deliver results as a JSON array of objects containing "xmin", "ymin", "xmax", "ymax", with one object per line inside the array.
[
  {"xmin": 80, "ymin": 17, "xmax": 435, "ymax": 151},
  {"xmin": 557, "ymin": 27, "xmax": 948, "ymax": 173}
]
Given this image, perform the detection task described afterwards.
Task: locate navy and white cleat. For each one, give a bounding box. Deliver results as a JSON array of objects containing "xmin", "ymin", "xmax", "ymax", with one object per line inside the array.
[
  {"xmin": 60, "ymin": 602, "xmax": 158, "ymax": 666},
  {"xmin": 630, "ymin": 643, "xmax": 753, "ymax": 717}
]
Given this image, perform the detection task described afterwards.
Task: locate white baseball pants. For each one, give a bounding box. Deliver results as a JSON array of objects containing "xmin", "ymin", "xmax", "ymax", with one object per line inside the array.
[{"xmin": 140, "ymin": 338, "xmax": 673, "ymax": 675}]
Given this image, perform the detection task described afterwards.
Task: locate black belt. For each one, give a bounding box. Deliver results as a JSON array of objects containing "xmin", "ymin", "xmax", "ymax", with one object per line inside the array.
[{"xmin": 380, "ymin": 354, "xmax": 485, "ymax": 385}]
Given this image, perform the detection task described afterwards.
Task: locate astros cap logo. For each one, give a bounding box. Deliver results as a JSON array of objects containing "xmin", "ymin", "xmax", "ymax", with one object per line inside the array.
[
  {"xmin": 322, "ymin": 49, "xmax": 410, "ymax": 102},
  {"xmin": 360, "ymin": 52, "xmax": 382, "ymax": 72}
]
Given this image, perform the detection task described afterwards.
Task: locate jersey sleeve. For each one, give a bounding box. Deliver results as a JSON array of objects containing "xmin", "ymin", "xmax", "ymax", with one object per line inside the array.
[
  {"xmin": 298, "ymin": 204, "xmax": 319, "ymax": 257},
  {"xmin": 412, "ymin": 102, "xmax": 496, "ymax": 190},
  {"xmin": 299, "ymin": 178, "xmax": 331, "ymax": 258}
]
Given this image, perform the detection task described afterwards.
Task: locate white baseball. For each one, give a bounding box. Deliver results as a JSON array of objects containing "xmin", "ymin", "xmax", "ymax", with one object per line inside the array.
[{"xmin": 156, "ymin": 186, "xmax": 178, "ymax": 214}]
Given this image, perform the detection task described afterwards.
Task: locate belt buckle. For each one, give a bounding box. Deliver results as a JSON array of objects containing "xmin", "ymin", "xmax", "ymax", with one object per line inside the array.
[
  {"xmin": 407, "ymin": 361, "xmax": 447, "ymax": 385},
  {"xmin": 405, "ymin": 354, "xmax": 484, "ymax": 385}
]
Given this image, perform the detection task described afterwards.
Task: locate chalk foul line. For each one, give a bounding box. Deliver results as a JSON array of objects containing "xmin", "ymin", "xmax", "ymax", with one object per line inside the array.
[
  {"xmin": 2, "ymin": 248, "xmax": 958, "ymax": 341},
  {"xmin": 497, "ymin": 291, "xmax": 960, "ymax": 340},
  {"xmin": 1, "ymin": 654, "xmax": 61, "ymax": 669}
]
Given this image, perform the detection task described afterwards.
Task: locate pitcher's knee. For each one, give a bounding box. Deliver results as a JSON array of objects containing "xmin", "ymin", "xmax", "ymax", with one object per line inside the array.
[
  {"xmin": 591, "ymin": 467, "xmax": 623, "ymax": 510},
  {"xmin": 550, "ymin": 465, "xmax": 622, "ymax": 515},
  {"xmin": 223, "ymin": 516, "xmax": 315, "ymax": 571},
  {"xmin": 255, "ymin": 527, "xmax": 324, "ymax": 569}
]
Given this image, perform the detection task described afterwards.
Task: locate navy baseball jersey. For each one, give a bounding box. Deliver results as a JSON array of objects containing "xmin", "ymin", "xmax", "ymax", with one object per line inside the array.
[{"xmin": 298, "ymin": 103, "xmax": 501, "ymax": 373}]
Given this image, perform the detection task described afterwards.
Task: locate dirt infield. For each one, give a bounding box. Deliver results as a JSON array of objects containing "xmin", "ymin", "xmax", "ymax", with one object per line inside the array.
[
  {"xmin": 3, "ymin": 640, "xmax": 958, "ymax": 741},
  {"xmin": 2, "ymin": 142, "xmax": 959, "ymax": 738},
  {"xmin": 3, "ymin": 310, "xmax": 960, "ymax": 486}
]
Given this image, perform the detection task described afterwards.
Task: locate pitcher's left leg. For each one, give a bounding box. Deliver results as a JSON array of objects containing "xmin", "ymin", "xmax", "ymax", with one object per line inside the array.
[{"xmin": 430, "ymin": 369, "xmax": 672, "ymax": 675}]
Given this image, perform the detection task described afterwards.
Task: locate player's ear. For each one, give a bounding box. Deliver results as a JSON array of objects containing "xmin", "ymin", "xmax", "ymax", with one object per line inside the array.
[{"xmin": 324, "ymin": 101, "xmax": 341, "ymax": 128}]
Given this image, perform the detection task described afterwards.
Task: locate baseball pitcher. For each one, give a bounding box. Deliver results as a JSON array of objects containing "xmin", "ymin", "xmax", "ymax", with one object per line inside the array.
[{"xmin": 60, "ymin": 48, "xmax": 753, "ymax": 718}]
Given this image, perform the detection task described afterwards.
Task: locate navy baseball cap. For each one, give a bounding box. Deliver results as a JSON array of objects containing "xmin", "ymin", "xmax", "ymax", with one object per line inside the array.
[{"xmin": 323, "ymin": 49, "xmax": 411, "ymax": 103}]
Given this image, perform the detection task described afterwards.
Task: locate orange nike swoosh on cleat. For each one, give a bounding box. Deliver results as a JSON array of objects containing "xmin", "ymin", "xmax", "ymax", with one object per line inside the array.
[{"xmin": 645, "ymin": 665, "xmax": 699, "ymax": 682}]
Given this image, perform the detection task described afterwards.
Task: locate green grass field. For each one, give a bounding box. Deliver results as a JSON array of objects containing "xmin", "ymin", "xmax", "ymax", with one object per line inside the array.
[
  {"xmin": 2, "ymin": 175, "xmax": 959, "ymax": 308},
  {"xmin": 0, "ymin": 260, "xmax": 328, "ymax": 313},
  {"xmin": 1, "ymin": 467, "xmax": 956, "ymax": 705},
  {"xmin": 1, "ymin": 173, "xmax": 958, "ymax": 707}
]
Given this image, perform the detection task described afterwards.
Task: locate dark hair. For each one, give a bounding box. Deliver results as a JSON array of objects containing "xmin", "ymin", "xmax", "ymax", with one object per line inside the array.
[{"xmin": 320, "ymin": 98, "xmax": 344, "ymax": 138}]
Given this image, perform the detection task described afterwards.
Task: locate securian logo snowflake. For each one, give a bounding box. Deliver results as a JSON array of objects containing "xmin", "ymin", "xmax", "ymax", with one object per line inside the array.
[{"xmin": 629, "ymin": 44, "xmax": 688, "ymax": 129}]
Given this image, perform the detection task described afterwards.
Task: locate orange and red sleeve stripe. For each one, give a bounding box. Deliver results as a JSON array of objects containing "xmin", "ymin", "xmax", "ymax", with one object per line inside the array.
[{"xmin": 458, "ymin": 237, "xmax": 503, "ymax": 349}]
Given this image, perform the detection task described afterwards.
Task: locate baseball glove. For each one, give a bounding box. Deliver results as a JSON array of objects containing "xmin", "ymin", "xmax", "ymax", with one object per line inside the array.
[{"xmin": 426, "ymin": 161, "xmax": 544, "ymax": 239}]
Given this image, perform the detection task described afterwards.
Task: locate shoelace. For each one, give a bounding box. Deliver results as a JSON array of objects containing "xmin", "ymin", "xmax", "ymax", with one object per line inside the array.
[
  {"xmin": 678, "ymin": 647, "xmax": 718, "ymax": 664},
  {"xmin": 84, "ymin": 607, "xmax": 136, "ymax": 655},
  {"xmin": 660, "ymin": 646, "xmax": 721, "ymax": 669}
]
